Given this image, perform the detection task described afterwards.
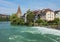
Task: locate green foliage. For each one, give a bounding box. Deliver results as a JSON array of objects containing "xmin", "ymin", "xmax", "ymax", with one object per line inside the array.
[
  {"xmin": 27, "ymin": 9, "xmax": 35, "ymax": 22},
  {"xmin": 24, "ymin": 9, "xmax": 35, "ymax": 26},
  {"xmin": 10, "ymin": 10, "xmax": 60, "ymax": 27},
  {"xmin": 0, "ymin": 17, "xmax": 9, "ymax": 21},
  {"xmin": 27, "ymin": 22, "xmax": 33, "ymax": 26},
  {"xmin": 10, "ymin": 14, "xmax": 17, "ymax": 21},
  {"xmin": 35, "ymin": 19, "xmax": 47, "ymax": 26},
  {"xmin": 10, "ymin": 14, "xmax": 25, "ymax": 25},
  {"xmin": 53, "ymin": 18, "xmax": 60, "ymax": 24},
  {"xmin": 47, "ymin": 18, "xmax": 60, "ymax": 25}
]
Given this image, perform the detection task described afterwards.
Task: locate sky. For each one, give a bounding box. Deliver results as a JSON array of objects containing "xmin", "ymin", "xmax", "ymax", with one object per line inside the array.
[{"xmin": 0, "ymin": 0, "xmax": 60, "ymax": 15}]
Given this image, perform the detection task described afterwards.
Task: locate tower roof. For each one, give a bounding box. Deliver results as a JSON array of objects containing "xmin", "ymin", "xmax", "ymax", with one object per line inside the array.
[{"xmin": 17, "ymin": 6, "xmax": 22, "ymax": 14}]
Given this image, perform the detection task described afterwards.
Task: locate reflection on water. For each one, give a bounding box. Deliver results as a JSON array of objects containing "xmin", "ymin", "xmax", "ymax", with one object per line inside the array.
[{"xmin": 0, "ymin": 22, "xmax": 60, "ymax": 42}]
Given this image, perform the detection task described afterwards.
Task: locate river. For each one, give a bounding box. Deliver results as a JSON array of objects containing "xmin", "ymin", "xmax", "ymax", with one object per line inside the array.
[{"xmin": 0, "ymin": 22, "xmax": 60, "ymax": 42}]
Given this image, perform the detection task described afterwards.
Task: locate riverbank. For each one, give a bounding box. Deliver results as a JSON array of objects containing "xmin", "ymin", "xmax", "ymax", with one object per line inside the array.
[{"xmin": 11, "ymin": 23, "xmax": 60, "ymax": 30}]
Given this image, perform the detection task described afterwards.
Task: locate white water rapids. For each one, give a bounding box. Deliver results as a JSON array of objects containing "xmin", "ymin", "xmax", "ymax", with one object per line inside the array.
[{"xmin": 31, "ymin": 27, "xmax": 60, "ymax": 36}]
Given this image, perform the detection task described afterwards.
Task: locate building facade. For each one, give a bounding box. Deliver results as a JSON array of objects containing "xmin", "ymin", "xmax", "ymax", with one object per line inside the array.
[
  {"xmin": 40, "ymin": 9, "xmax": 55, "ymax": 21},
  {"xmin": 55, "ymin": 10, "xmax": 60, "ymax": 19},
  {"xmin": 33, "ymin": 10, "xmax": 41, "ymax": 20},
  {"xmin": 23, "ymin": 9, "xmax": 55, "ymax": 22},
  {"xmin": 0, "ymin": 14, "xmax": 10, "ymax": 21}
]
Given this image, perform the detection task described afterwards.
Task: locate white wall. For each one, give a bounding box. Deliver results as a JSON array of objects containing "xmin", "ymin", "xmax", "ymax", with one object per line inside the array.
[
  {"xmin": 46, "ymin": 11, "xmax": 55, "ymax": 21},
  {"xmin": 56, "ymin": 12, "xmax": 60, "ymax": 19}
]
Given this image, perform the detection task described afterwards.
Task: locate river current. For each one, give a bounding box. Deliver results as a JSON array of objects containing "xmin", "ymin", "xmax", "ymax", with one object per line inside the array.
[{"xmin": 0, "ymin": 22, "xmax": 60, "ymax": 42}]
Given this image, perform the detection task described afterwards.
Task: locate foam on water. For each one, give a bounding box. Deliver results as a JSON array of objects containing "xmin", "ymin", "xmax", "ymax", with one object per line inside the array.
[
  {"xmin": 9, "ymin": 37, "xmax": 15, "ymax": 40},
  {"xmin": 31, "ymin": 26, "xmax": 60, "ymax": 36}
]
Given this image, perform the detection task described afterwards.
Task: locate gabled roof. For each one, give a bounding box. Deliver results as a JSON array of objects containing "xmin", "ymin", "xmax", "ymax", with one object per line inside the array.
[
  {"xmin": 42, "ymin": 8, "xmax": 53, "ymax": 13},
  {"xmin": 33, "ymin": 10, "xmax": 42, "ymax": 15},
  {"xmin": 55, "ymin": 10, "xmax": 60, "ymax": 13}
]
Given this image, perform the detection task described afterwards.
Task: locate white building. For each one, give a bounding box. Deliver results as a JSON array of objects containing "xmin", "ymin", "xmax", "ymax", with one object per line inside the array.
[
  {"xmin": 41, "ymin": 9, "xmax": 55, "ymax": 21},
  {"xmin": 55, "ymin": 10, "xmax": 60, "ymax": 19}
]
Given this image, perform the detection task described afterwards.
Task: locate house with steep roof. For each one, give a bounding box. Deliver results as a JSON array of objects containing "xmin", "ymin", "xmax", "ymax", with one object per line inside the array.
[
  {"xmin": 40, "ymin": 9, "xmax": 55, "ymax": 21},
  {"xmin": 33, "ymin": 10, "xmax": 41, "ymax": 20}
]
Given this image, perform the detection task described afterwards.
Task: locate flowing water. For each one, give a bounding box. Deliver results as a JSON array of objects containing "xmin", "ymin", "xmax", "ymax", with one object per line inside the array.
[{"xmin": 0, "ymin": 22, "xmax": 60, "ymax": 42}]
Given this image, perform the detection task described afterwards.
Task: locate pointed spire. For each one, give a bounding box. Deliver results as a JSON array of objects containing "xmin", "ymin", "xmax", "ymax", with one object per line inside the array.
[
  {"xmin": 17, "ymin": 6, "xmax": 21, "ymax": 14},
  {"xmin": 16, "ymin": 5, "xmax": 22, "ymax": 18}
]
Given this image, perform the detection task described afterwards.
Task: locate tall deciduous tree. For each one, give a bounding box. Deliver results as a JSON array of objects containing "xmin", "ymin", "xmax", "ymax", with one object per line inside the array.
[{"xmin": 27, "ymin": 9, "xmax": 35, "ymax": 23}]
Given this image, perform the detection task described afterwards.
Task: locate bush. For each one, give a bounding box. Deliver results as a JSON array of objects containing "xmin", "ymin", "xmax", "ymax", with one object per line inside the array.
[
  {"xmin": 35, "ymin": 19, "xmax": 47, "ymax": 26},
  {"xmin": 47, "ymin": 18, "xmax": 60, "ymax": 25}
]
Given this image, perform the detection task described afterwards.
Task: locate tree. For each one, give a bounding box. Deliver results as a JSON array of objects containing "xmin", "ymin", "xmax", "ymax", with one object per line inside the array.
[
  {"xmin": 10, "ymin": 14, "xmax": 17, "ymax": 21},
  {"xmin": 53, "ymin": 18, "xmax": 60, "ymax": 24},
  {"xmin": 35, "ymin": 19, "xmax": 47, "ymax": 26},
  {"xmin": 47, "ymin": 18, "xmax": 60, "ymax": 25},
  {"xmin": 10, "ymin": 14, "xmax": 25, "ymax": 25},
  {"xmin": 27, "ymin": 9, "xmax": 35, "ymax": 23},
  {"xmin": 24, "ymin": 9, "xmax": 35, "ymax": 26}
]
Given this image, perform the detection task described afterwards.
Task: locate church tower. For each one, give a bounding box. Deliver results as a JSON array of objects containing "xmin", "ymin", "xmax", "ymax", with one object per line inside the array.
[{"xmin": 16, "ymin": 6, "xmax": 22, "ymax": 18}]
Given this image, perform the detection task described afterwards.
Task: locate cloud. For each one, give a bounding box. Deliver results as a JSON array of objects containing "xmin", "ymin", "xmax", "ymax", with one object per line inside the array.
[
  {"xmin": 0, "ymin": 0, "xmax": 26, "ymax": 15},
  {"xmin": 0, "ymin": 7, "xmax": 17, "ymax": 15},
  {"xmin": 0, "ymin": 0, "xmax": 18, "ymax": 15},
  {"xmin": 0, "ymin": 0, "xmax": 18, "ymax": 8},
  {"xmin": 0, "ymin": 0, "xmax": 60, "ymax": 15}
]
